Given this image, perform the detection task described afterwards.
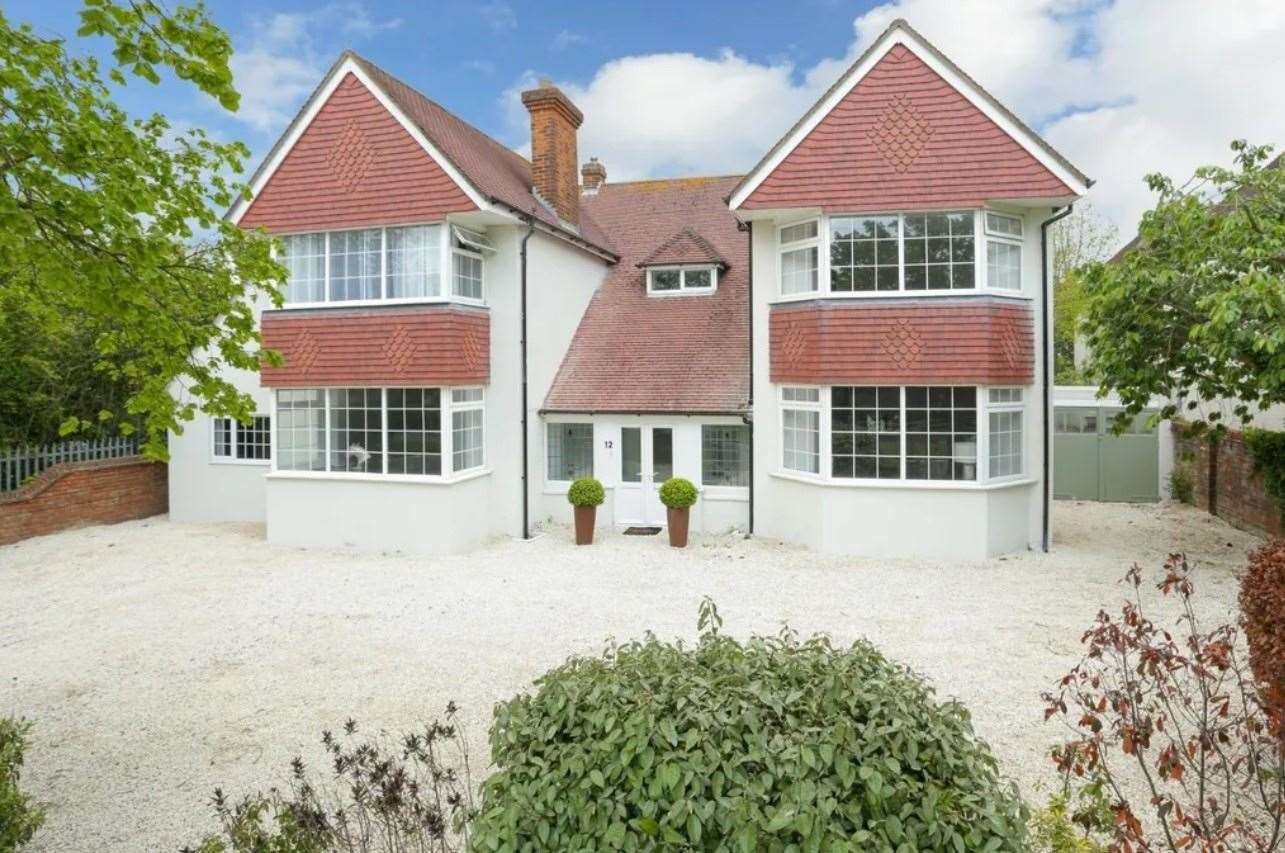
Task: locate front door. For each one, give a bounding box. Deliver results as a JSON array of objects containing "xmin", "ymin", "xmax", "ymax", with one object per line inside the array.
[{"xmin": 617, "ymin": 425, "xmax": 673, "ymax": 526}]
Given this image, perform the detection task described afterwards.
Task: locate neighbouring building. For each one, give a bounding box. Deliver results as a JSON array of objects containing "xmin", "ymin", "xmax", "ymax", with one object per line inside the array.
[{"xmin": 168, "ymin": 19, "xmax": 1089, "ymax": 559}]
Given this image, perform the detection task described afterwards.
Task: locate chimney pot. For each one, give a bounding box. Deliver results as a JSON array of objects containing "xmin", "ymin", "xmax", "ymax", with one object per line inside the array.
[
  {"xmin": 521, "ymin": 80, "xmax": 584, "ymax": 225},
  {"xmin": 581, "ymin": 157, "xmax": 606, "ymax": 194}
]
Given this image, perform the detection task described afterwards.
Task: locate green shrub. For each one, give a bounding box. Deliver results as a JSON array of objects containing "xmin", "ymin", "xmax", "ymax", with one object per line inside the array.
[
  {"xmin": 566, "ymin": 477, "xmax": 605, "ymax": 507},
  {"xmin": 657, "ymin": 476, "xmax": 697, "ymax": 509},
  {"xmin": 1168, "ymin": 466, "xmax": 1194, "ymax": 504},
  {"xmin": 470, "ymin": 600, "xmax": 1028, "ymax": 851},
  {"xmin": 1028, "ymin": 793, "xmax": 1109, "ymax": 853},
  {"xmin": 0, "ymin": 718, "xmax": 45, "ymax": 853}
]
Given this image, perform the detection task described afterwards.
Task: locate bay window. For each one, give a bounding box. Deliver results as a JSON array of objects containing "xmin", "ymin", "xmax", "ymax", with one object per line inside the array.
[
  {"xmin": 212, "ymin": 415, "xmax": 271, "ymax": 463},
  {"xmin": 779, "ymin": 209, "xmax": 1029, "ymax": 296},
  {"xmin": 780, "ymin": 387, "xmax": 821, "ymax": 474},
  {"xmin": 280, "ymin": 224, "xmax": 489, "ymax": 305},
  {"xmin": 778, "ymin": 221, "xmax": 820, "ymax": 295},
  {"xmin": 274, "ymin": 387, "xmax": 484, "ymax": 478},
  {"xmin": 547, "ymin": 423, "xmax": 594, "ymax": 482},
  {"xmin": 780, "ymin": 385, "xmax": 1025, "ymax": 483}
]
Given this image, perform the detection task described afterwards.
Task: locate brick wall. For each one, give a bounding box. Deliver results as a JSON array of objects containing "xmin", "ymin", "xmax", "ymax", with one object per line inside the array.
[
  {"xmin": 0, "ymin": 457, "xmax": 167, "ymax": 546},
  {"xmin": 1174, "ymin": 426, "xmax": 1283, "ymax": 538}
]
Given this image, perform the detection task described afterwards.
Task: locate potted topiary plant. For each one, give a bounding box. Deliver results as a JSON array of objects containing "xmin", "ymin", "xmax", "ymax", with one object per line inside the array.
[
  {"xmin": 658, "ymin": 477, "xmax": 698, "ymax": 548},
  {"xmin": 566, "ymin": 477, "xmax": 605, "ymax": 545}
]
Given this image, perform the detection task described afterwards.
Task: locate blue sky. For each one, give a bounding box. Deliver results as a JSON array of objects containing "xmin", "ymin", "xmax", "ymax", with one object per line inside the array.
[{"xmin": 10, "ymin": 1, "xmax": 1285, "ymax": 242}]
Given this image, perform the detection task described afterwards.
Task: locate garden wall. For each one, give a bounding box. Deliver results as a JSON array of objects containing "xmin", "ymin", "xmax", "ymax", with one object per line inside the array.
[
  {"xmin": 0, "ymin": 457, "xmax": 167, "ymax": 546},
  {"xmin": 1174, "ymin": 427, "xmax": 1282, "ymax": 538}
]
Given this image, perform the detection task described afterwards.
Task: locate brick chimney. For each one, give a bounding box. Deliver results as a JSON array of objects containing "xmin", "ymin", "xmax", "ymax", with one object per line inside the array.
[
  {"xmin": 521, "ymin": 79, "xmax": 584, "ymax": 225},
  {"xmin": 581, "ymin": 157, "xmax": 606, "ymax": 194}
]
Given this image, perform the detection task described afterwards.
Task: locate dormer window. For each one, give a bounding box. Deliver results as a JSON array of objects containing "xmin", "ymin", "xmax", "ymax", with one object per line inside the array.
[{"xmin": 646, "ymin": 265, "xmax": 718, "ymax": 295}]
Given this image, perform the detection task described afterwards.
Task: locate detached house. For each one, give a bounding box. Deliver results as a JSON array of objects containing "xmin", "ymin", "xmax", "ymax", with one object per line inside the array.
[{"xmin": 168, "ymin": 19, "xmax": 1089, "ymax": 559}]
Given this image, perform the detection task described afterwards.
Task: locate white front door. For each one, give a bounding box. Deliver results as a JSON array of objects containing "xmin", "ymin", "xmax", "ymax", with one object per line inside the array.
[{"xmin": 617, "ymin": 425, "xmax": 673, "ymax": 526}]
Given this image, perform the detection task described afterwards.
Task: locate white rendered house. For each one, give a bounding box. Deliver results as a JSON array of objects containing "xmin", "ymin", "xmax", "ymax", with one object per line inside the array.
[{"xmin": 168, "ymin": 20, "xmax": 1088, "ymax": 559}]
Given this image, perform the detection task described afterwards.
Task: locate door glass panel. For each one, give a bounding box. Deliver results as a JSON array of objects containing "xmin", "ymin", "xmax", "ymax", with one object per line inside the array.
[
  {"xmin": 621, "ymin": 427, "xmax": 641, "ymax": 483},
  {"xmin": 652, "ymin": 427, "xmax": 673, "ymax": 482}
]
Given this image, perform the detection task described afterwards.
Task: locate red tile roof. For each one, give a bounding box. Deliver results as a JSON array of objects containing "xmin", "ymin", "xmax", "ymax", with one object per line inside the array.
[
  {"xmin": 350, "ymin": 55, "xmax": 615, "ymax": 257},
  {"xmin": 637, "ymin": 228, "xmax": 728, "ymax": 268},
  {"xmin": 544, "ymin": 177, "xmax": 750, "ymax": 414}
]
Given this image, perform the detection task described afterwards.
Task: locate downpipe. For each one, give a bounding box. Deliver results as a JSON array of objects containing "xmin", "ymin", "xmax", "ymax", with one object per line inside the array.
[{"xmin": 1039, "ymin": 204, "xmax": 1073, "ymax": 552}]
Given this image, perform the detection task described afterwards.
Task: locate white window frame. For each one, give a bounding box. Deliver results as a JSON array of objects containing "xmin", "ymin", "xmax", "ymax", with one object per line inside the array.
[
  {"xmin": 777, "ymin": 218, "xmax": 822, "ymax": 297},
  {"xmin": 544, "ymin": 420, "xmax": 596, "ymax": 486},
  {"xmin": 210, "ymin": 414, "xmax": 272, "ymax": 465},
  {"xmin": 277, "ymin": 222, "xmax": 487, "ymax": 310},
  {"xmin": 779, "ymin": 385, "xmax": 823, "ymax": 475},
  {"xmin": 773, "ymin": 384, "xmax": 1031, "ymax": 488},
  {"xmin": 773, "ymin": 209, "xmax": 1033, "ymax": 302},
  {"xmin": 984, "ymin": 211, "xmax": 1024, "ymax": 294},
  {"xmin": 268, "ymin": 386, "xmax": 488, "ymax": 483},
  {"xmin": 645, "ymin": 265, "xmax": 719, "ymax": 296},
  {"xmin": 449, "ymin": 386, "xmax": 485, "ymax": 473},
  {"xmin": 984, "ymin": 387, "xmax": 1026, "ymax": 480}
]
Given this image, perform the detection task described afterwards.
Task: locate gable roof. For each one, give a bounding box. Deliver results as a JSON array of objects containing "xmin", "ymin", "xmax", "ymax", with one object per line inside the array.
[
  {"xmin": 229, "ymin": 51, "xmax": 616, "ymax": 260},
  {"xmin": 544, "ymin": 177, "xmax": 749, "ymax": 415},
  {"xmin": 728, "ymin": 18, "xmax": 1090, "ymax": 211},
  {"xmin": 637, "ymin": 228, "xmax": 728, "ymax": 268}
]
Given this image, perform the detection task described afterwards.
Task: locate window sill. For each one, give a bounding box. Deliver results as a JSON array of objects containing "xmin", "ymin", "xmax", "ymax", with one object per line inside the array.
[
  {"xmin": 210, "ymin": 458, "xmax": 271, "ymax": 467},
  {"xmin": 266, "ymin": 467, "xmax": 492, "ymax": 486},
  {"xmin": 769, "ymin": 290, "xmax": 1032, "ymax": 305},
  {"xmin": 268, "ymin": 297, "xmax": 487, "ymax": 312},
  {"xmin": 769, "ymin": 470, "xmax": 1036, "ymax": 491}
]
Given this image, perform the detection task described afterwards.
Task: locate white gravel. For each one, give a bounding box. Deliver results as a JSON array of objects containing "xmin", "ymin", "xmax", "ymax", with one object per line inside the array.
[{"xmin": 0, "ymin": 501, "xmax": 1261, "ymax": 852}]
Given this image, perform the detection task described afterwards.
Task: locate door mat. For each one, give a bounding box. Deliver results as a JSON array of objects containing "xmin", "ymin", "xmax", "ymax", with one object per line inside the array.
[{"xmin": 623, "ymin": 526, "xmax": 662, "ymax": 536}]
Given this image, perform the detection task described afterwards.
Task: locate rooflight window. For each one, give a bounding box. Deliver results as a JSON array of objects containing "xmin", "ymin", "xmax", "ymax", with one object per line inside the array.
[{"xmin": 646, "ymin": 266, "xmax": 718, "ymax": 295}]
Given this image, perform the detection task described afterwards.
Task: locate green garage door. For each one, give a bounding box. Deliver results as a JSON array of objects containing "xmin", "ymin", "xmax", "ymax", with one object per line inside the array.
[{"xmin": 1054, "ymin": 407, "xmax": 1159, "ymax": 502}]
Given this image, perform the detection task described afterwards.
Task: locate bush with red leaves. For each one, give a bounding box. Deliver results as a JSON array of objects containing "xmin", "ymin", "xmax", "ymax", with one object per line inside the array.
[
  {"xmin": 1043, "ymin": 554, "xmax": 1285, "ymax": 852},
  {"xmin": 1241, "ymin": 539, "xmax": 1285, "ymax": 735}
]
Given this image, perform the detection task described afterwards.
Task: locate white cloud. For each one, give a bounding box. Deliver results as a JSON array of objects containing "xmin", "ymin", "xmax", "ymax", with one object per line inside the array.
[
  {"xmin": 227, "ymin": 3, "xmax": 403, "ymax": 133},
  {"xmin": 478, "ymin": 2, "xmax": 517, "ymax": 34},
  {"xmin": 551, "ymin": 29, "xmax": 588, "ymax": 52},
  {"xmin": 504, "ymin": 0, "xmax": 1285, "ymax": 244}
]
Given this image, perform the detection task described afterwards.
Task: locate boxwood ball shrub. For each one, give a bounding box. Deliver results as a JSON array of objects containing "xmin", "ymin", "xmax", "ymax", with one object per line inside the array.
[
  {"xmin": 470, "ymin": 601, "xmax": 1027, "ymax": 851},
  {"xmin": 567, "ymin": 477, "xmax": 605, "ymax": 507},
  {"xmin": 658, "ymin": 476, "xmax": 698, "ymax": 509}
]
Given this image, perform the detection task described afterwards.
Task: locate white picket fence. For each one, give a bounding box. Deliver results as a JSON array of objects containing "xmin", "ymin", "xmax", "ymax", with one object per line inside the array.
[{"xmin": 0, "ymin": 437, "xmax": 139, "ymax": 493}]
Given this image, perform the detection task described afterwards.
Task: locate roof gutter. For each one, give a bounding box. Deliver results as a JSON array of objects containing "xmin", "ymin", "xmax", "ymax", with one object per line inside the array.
[
  {"xmin": 492, "ymin": 198, "xmax": 618, "ymax": 264},
  {"xmin": 520, "ymin": 214, "xmax": 537, "ymax": 540},
  {"xmin": 1040, "ymin": 203, "xmax": 1073, "ymax": 552}
]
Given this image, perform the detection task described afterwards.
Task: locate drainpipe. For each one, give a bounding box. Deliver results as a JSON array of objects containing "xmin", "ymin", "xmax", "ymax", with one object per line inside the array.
[
  {"xmin": 520, "ymin": 214, "xmax": 536, "ymax": 540},
  {"xmin": 740, "ymin": 219, "xmax": 754, "ymax": 537},
  {"xmin": 1040, "ymin": 204, "xmax": 1073, "ymax": 552}
]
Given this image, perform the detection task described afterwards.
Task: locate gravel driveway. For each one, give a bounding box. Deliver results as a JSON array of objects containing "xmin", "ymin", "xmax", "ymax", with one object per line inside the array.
[{"xmin": 0, "ymin": 500, "xmax": 1261, "ymax": 851}]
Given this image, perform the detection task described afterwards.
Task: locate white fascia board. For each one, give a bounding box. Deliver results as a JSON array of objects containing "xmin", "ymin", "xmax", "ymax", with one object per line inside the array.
[
  {"xmin": 728, "ymin": 26, "xmax": 1089, "ymax": 211},
  {"xmin": 228, "ymin": 57, "xmax": 494, "ymax": 226}
]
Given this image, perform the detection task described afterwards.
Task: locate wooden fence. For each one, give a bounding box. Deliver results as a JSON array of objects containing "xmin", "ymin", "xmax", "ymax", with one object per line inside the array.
[{"xmin": 0, "ymin": 437, "xmax": 139, "ymax": 493}]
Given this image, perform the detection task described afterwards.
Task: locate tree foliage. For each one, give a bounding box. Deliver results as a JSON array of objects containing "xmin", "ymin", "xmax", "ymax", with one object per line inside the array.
[
  {"xmin": 1078, "ymin": 141, "xmax": 1285, "ymax": 434},
  {"xmin": 1050, "ymin": 203, "xmax": 1119, "ymax": 385},
  {"xmin": 0, "ymin": 0, "xmax": 283, "ymax": 455}
]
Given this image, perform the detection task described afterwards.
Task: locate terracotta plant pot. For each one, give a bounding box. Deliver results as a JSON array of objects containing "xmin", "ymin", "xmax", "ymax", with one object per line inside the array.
[
  {"xmin": 573, "ymin": 505, "xmax": 596, "ymax": 545},
  {"xmin": 667, "ymin": 507, "xmax": 690, "ymax": 548}
]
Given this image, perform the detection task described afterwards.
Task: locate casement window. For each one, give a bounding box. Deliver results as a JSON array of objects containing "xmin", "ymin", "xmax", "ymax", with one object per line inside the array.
[
  {"xmin": 701, "ymin": 424, "xmax": 750, "ymax": 487},
  {"xmin": 987, "ymin": 388, "xmax": 1024, "ymax": 478},
  {"xmin": 985, "ymin": 213, "xmax": 1023, "ymax": 292},
  {"xmin": 780, "ymin": 386, "xmax": 821, "ymax": 474},
  {"xmin": 782, "ymin": 385, "xmax": 1024, "ymax": 483},
  {"xmin": 274, "ymin": 387, "xmax": 484, "ymax": 478},
  {"xmin": 280, "ymin": 224, "xmax": 489, "ymax": 306},
  {"xmin": 646, "ymin": 266, "xmax": 718, "ymax": 295},
  {"xmin": 547, "ymin": 423, "xmax": 594, "ymax": 482},
  {"xmin": 779, "ymin": 209, "xmax": 1028, "ymax": 297},
  {"xmin": 778, "ymin": 220, "xmax": 820, "ymax": 295},
  {"xmin": 212, "ymin": 415, "xmax": 271, "ymax": 463},
  {"xmin": 450, "ymin": 388, "xmax": 485, "ymax": 472}
]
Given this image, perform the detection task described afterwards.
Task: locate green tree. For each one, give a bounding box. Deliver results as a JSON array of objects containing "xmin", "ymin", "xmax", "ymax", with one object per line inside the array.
[
  {"xmin": 1079, "ymin": 141, "xmax": 1285, "ymax": 434},
  {"xmin": 1049, "ymin": 203, "xmax": 1117, "ymax": 385},
  {"xmin": 0, "ymin": 0, "xmax": 283, "ymax": 456}
]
